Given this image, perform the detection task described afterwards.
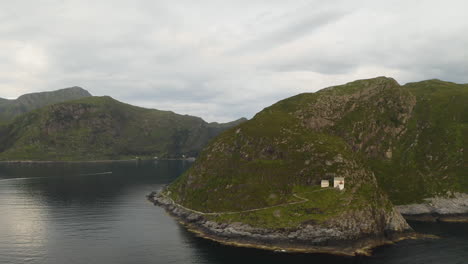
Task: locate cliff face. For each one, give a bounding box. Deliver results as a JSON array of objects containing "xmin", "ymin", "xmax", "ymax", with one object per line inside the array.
[
  {"xmin": 295, "ymin": 77, "xmax": 416, "ymax": 158},
  {"xmin": 0, "ymin": 87, "xmax": 91, "ymax": 123},
  {"xmin": 299, "ymin": 78, "xmax": 467, "ymax": 205},
  {"xmin": 164, "ymin": 77, "xmax": 424, "ymax": 253},
  {"xmin": 0, "ymin": 96, "xmax": 246, "ymax": 161},
  {"xmin": 372, "ymin": 80, "xmax": 467, "ymax": 204}
]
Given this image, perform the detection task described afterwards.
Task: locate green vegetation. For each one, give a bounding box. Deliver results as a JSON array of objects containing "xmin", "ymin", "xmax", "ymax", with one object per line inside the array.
[
  {"xmin": 203, "ymin": 185, "xmax": 388, "ymax": 229},
  {"xmin": 371, "ymin": 80, "xmax": 467, "ymax": 204},
  {"xmin": 0, "ymin": 96, "xmax": 246, "ymax": 161},
  {"xmin": 168, "ymin": 77, "xmax": 467, "ymax": 230},
  {"xmin": 207, "ymin": 187, "xmax": 346, "ymax": 229},
  {"xmin": 169, "ymin": 107, "xmax": 360, "ymax": 213}
]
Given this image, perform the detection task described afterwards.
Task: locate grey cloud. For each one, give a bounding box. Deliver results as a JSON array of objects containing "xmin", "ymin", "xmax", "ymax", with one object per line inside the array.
[
  {"xmin": 269, "ymin": 57, "xmax": 357, "ymax": 75},
  {"xmin": 229, "ymin": 6, "xmax": 350, "ymax": 55},
  {"xmin": 1, "ymin": 0, "xmax": 468, "ymax": 122}
]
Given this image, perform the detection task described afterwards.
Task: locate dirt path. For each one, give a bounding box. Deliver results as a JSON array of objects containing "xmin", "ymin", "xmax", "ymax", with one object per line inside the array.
[{"xmin": 159, "ymin": 188, "xmax": 329, "ymax": 216}]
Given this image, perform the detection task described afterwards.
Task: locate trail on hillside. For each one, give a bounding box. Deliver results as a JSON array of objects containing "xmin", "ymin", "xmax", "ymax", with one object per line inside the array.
[{"xmin": 160, "ymin": 188, "xmax": 330, "ymax": 216}]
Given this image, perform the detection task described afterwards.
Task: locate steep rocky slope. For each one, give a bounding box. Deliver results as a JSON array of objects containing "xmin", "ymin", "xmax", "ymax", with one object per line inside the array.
[
  {"xmin": 0, "ymin": 87, "xmax": 91, "ymax": 123},
  {"xmin": 261, "ymin": 77, "xmax": 466, "ymax": 205},
  {"xmin": 371, "ymin": 80, "xmax": 467, "ymax": 204},
  {"xmin": 0, "ymin": 96, "xmax": 246, "ymax": 161}
]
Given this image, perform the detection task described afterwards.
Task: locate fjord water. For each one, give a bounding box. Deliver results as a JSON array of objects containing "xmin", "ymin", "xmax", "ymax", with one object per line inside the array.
[{"xmin": 0, "ymin": 161, "xmax": 466, "ymax": 264}]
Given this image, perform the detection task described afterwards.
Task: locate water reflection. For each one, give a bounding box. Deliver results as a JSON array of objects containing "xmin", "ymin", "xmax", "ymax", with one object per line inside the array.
[{"xmin": 0, "ymin": 161, "xmax": 467, "ymax": 264}]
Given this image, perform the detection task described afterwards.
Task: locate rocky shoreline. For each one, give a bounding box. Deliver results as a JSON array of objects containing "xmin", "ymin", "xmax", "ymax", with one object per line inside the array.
[
  {"xmin": 0, "ymin": 158, "xmax": 195, "ymax": 164},
  {"xmin": 396, "ymin": 193, "xmax": 468, "ymax": 222},
  {"xmin": 0, "ymin": 159, "xmax": 137, "ymax": 164},
  {"xmin": 148, "ymin": 190, "xmax": 421, "ymax": 256}
]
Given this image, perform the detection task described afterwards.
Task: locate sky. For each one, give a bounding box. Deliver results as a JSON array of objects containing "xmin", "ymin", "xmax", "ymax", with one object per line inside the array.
[{"xmin": 1, "ymin": 0, "xmax": 467, "ymax": 122}]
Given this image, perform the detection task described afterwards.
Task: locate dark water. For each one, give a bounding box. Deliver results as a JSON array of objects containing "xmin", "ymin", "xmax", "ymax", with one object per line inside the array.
[{"xmin": 0, "ymin": 161, "xmax": 467, "ymax": 264}]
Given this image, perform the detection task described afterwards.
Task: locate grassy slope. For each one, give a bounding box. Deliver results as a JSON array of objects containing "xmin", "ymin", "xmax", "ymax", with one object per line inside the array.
[
  {"xmin": 169, "ymin": 78, "xmax": 396, "ymax": 229},
  {"xmin": 0, "ymin": 96, "xmax": 242, "ymax": 161},
  {"xmin": 371, "ymin": 80, "xmax": 467, "ymax": 204}
]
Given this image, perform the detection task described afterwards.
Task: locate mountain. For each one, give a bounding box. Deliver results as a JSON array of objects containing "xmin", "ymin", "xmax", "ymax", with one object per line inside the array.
[
  {"xmin": 0, "ymin": 96, "xmax": 246, "ymax": 161},
  {"xmin": 0, "ymin": 87, "xmax": 92, "ymax": 124},
  {"xmin": 155, "ymin": 77, "xmax": 466, "ymax": 255}
]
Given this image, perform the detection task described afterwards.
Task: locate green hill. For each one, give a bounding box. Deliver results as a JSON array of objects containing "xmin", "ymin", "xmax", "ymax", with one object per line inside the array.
[
  {"xmin": 0, "ymin": 87, "xmax": 92, "ymax": 124},
  {"xmin": 0, "ymin": 96, "xmax": 246, "ymax": 161},
  {"xmin": 160, "ymin": 77, "xmax": 466, "ymax": 253}
]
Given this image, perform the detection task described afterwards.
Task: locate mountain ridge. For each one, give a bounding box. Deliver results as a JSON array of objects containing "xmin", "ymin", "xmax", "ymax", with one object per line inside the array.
[
  {"xmin": 0, "ymin": 87, "xmax": 92, "ymax": 123},
  {"xmin": 0, "ymin": 95, "xmax": 246, "ymax": 161}
]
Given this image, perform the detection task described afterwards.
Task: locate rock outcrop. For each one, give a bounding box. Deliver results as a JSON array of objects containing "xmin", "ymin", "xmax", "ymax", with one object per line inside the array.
[{"xmin": 396, "ymin": 193, "xmax": 468, "ymax": 222}]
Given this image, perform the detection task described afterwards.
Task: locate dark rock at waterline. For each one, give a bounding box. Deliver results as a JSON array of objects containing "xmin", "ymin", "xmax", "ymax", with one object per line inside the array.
[{"xmin": 149, "ymin": 190, "xmax": 415, "ymax": 256}]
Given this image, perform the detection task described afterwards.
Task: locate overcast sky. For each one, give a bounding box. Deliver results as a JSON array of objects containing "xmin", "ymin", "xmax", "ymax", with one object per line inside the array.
[{"xmin": 1, "ymin": 0, "xmax": 467, "ymax": 122}]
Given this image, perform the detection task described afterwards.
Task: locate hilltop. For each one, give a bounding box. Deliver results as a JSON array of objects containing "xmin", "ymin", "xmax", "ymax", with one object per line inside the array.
[
  {"xmin": 0, "ymin": 96, "xmax": 246, "ymax": 161},
  {"xmin": 153, "ymin": 77, "xmax": 467, "ymax": 255},
  {"xmin": 0, "ymin": 87, "xmax": 91, "ymax": 124}
]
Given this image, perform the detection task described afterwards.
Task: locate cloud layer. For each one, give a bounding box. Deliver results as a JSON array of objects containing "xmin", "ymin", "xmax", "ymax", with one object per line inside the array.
[{"xmin": 1, "ymin": 0, "xmax": 467, "ymax": 121}]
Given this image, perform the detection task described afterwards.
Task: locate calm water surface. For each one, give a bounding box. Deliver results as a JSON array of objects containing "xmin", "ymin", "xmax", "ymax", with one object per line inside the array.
[{"xmin": 0, "ymin": 161, "xmax": 466, "ymax": 264}]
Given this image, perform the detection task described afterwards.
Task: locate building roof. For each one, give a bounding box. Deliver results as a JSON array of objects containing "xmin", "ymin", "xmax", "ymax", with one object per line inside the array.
[{"xmin": 334, "ymin": 177, "xmax": 345, "ymax": 181}]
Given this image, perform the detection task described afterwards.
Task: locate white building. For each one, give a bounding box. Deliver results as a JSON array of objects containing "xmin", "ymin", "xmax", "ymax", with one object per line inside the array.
[
  {"xmin": 333, "ymin": 177, "xmax": 345, "ymax": 190},
  {"xmin": 321, "ymin": 180, "xmax": 330, "ymax": 188}
]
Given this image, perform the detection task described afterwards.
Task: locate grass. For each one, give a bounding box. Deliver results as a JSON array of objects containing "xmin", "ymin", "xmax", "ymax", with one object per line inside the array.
[
  {"xmin": 206, "ymin": 186, "xmax": 351, "ymax": 229},
  {"xmin": 169, "ymin": 109, "xmax": 357, "ymax": 213},
  {"xmin": 370, "ymin": 80, "xmax": 468, "ymax": 204}
]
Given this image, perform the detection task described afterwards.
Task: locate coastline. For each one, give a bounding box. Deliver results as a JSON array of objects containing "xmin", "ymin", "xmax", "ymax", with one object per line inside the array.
[
  {"xmin": 396, "ymin": 193, "xmax": 468, "ymax": 223},
  {"xmin": 401, "ymin": 214, "xmax": 468, "ymax": 223},
  {"xmin": 0, "ymin": 158, "xmax": 195, "ymax": 164},
  {"xmin": 148, "ymin": 190, "xmax": 426, "ymax": 256},
  {"xmin": 0, "ymin": 159, "xmax": 137, "ymax": 164}
]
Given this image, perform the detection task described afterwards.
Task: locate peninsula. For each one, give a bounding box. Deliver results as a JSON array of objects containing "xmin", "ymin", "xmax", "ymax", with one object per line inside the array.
[{"xmin": 151, "ymin": 76, "xmax": 466, "ymax": 255}]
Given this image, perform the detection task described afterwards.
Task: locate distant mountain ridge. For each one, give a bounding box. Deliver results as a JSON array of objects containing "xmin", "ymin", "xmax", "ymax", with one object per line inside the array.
[
  {"xmin": 0, "ymin": 95, "xmax": 246, "ymax": 161},
  {"xmin": 0, "ymin": 87, "xmax": 91, "ymax": 123}
]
